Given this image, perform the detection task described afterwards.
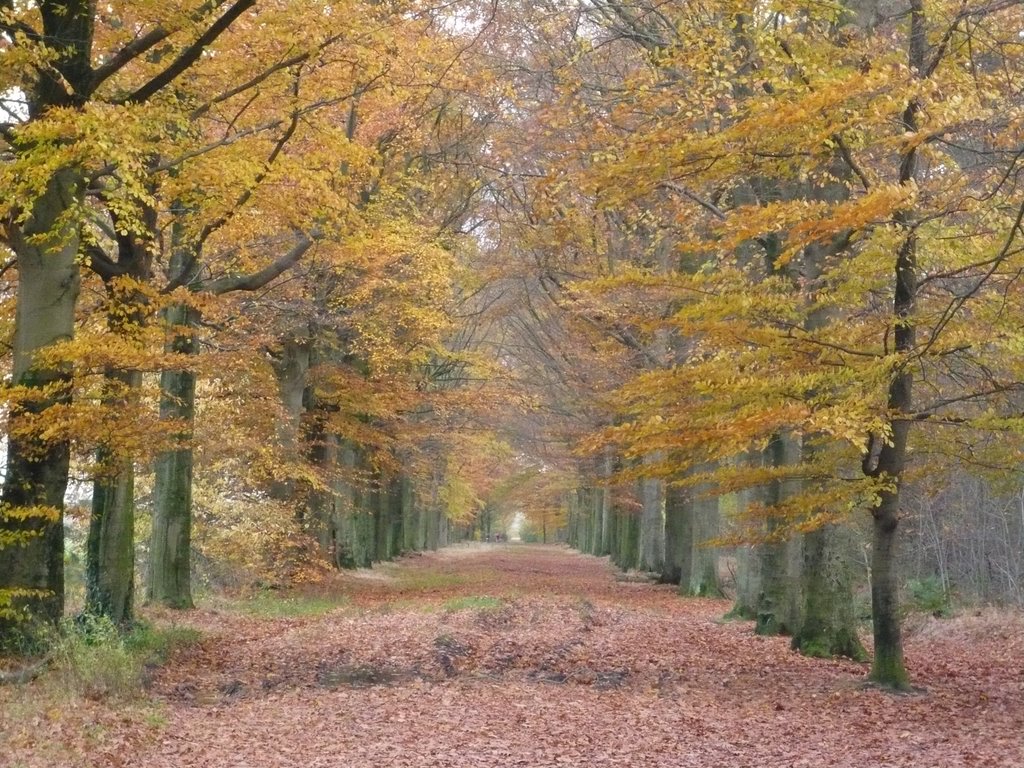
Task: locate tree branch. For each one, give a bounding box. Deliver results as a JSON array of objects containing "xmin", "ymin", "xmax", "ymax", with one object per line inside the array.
[
  {"xmin": 200, "ymin": 233, "xmax": 314, "ymax": 295},
  {"xmin": 89, "ymin": 27, "xmax": 174, "ymax": 94},
  {"xmin": 658, "ymin": 181, "xmax": 728, "ymax": 220},
  {"xmin": 189, "ymin": 52, "xmax": 307, "ymax": 119},
  {"xmin": 197, "ymin": 68, "xmax": 304, "ymax": 248},
  {"xmin": 120, "ymin": 0, "xmax": 257, "ymax": 105},
  {"xmin": 83, "ymin": 241, "xmax": 130, "ymax": 281}
]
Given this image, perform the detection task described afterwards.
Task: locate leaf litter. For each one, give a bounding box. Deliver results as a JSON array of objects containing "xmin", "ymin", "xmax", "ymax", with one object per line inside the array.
[{"xmin": 3, "ymin": 544, "xmax": 1022, "ymax": 767}]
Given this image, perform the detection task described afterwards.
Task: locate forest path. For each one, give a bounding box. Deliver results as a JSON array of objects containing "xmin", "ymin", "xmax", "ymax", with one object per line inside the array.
[{"xmin": 109, "ymin": 546, "xmax": 1024, "ymax": 766}]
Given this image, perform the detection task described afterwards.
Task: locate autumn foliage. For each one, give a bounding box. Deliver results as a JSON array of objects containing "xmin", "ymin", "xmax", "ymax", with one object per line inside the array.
[{"xmin": 2, "ymin": 0, "xmax": 1024, "ymax": 707}]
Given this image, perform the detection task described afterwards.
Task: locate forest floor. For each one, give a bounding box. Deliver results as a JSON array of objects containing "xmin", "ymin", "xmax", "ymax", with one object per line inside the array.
[{"xmin": 3, "ymin": 544, "xmax": 1023, "ymax": 767}]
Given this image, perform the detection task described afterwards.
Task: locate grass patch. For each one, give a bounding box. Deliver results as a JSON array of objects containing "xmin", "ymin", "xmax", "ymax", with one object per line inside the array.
[
  {"xmin": 443, "ymin": 595, "xmax": 504, "ymax": 612},
  {"xmin": 395, "ymin": 571, "xmax": 470, "ymax": 591},
  {"xmin": 53, "ymin": 615, "xmax": 201, "ymax": 701},
  {"xmin": 236, "ymin": 591, "xmax": 351, "ymax": 618},
  {"xmin": 125, "ymin": 622, "xmax": 202, "ymax": 662}
]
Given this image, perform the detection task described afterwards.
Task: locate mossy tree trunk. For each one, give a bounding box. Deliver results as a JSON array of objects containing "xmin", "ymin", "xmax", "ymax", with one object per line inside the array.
[
  {"xmin": 86, "ymin": 213, "xmax": 155, "ymax": 626},
  {"xmin": 86, "ymin": 371, "xmax": 140, "ymax": 626},
  {"xmin": 269, "ymin": 337, "xmax": 311, "ymax": 503},
  {"xmin": 148, "ymin": 304, "xmax": 198, "ymax": 609},
  {"xmin": 792, "ymin": 523, "xmax": 867, "ymax": 660},
  {"xmin": 375, "ymin": 471, "xmax": 395, "ymax": 562},
  {"xmin": 589, "ymin": 486, "xmax": 604, "ymax": 554},
  {"xmin": 0, "ymin": 0, "xmax": 94, "ymax": 644},
  {"xmin": 568, "ymin": 490, "xmax": 584, "ymax": 550},
  {"xmin": 638, "ymin": 473, "xmax": 664, "ymax": 573},
  {"xmin": 858, "ymin": 0, "xmax": 922, "ymax": 690},
  {"xmin": 662, "ymin": 483, "xmax": 693, "ymax": 587},
  {"xmin": 729, "ymin": 546, "xmax": 760, "ymax": 619},
  {"xmin": 598, "ymin": 451, "xmax": 614, "ymax": 556},
  {"xmin": 728, "ymin": 452, "xmax": 764, "ymax": 618},
  {"xmin": 756, "ymin": 436, "xmax": 803, "ymax": 635},
  {"xmin": 0, "ymin": 169, "xmax": 83, "ymax": 642},
  {"xmin": 614, "ymin": 509, "xmax": 639, "ymax": 571},
  {"xmin": 388, "ymin": 476, "xmax": 404, "ymax": 556},
  {"xmin": 687, "ymin": 477, "xmax": 722, "ymax": 597},
  {"xmin": 401, "ymin": 476, "xmax": 418, "ymax": 552}
]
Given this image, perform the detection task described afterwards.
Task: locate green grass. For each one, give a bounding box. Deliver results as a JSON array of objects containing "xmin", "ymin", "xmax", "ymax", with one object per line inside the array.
[
  {"xmin": 236, "ymin": 591, "xmax": 351, "ymax": 618},
  {"xmin": 394, "ymin": 571, "xmax": 471, "ymax": 591},
  {"xmin": 443, "ymin": 595, "xmax": 504, "ymax": 612},
  {"xmin": 54, "ymin": 615, "xmax": 202, "ymax": 701}
]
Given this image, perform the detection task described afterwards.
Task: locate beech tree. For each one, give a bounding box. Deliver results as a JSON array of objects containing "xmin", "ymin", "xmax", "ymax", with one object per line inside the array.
[
  {"xmin": 566, "ymin": 0, "xmax": 1024, "ymax": 688},
  {"xmin": 0, "ymin": 0, "xmax": 267, "ymax": 641}
]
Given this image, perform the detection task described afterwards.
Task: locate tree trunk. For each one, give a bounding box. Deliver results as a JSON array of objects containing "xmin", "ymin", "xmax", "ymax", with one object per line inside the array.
[
  {"xmin": 84, "ymin": 204, "xmax": 155, "ymax": 626},
  {"xmin": 389, "ymin": 476, "xmax": 404, "ymax": 555},
  {"xmin": 792, "ymin": 523, "xmax": 867, "ymax": 660},
  {"xmin": 147, "ymin": 304, "xmax": 198, "ymax": 609},
  {"xmin": 866, "ymin": 361, "xmax": 914, "ymax": 688},
  {"xmin": 587, "ymin": 487, "xmax": 601, "ymax": 554},
  {"xmin": 860, "ymin": 0, "xmax": 922, "ymax": 688},
  {"xmin": 269, "ymin": 338, "xmax": 311, "ymax": 502},
  {"xmin": 568, "ymin": 490, "xmax": 584, "ymax": 550},
  {"xmin": 756, "ymin": 436, "xmax": 803, "ymax": 635},
  {"xmin": 615, "ymin": 508, "xmax": 639, "ymax": 571},
  {"xmin": 0, "ymin": 169, "xmax": 82, "ymax": 644},
  {"xmin": 729, "ymin": 546, "xmax": 760, "ymax": 619},
  {"xmin": 331, "ymin": 440, "xmax": 360, "ymax": 568},
  {"xmin": 662, "ymin": 482, "xmax": 693, "ymax": 586},
  {"xmin": 728, "ymin": 452, "xmax": 764, "ymax": 618},
  {"xmin": 86, "ymin": 370, "xmax": 141, "ymax": 625},
  {"xmin": 687, "ymin": 479, "xmax": 722, "ymax": 597},
  {"xmin": 870, "ymin": 488, "xmax": 909, "ymax": 687},
  {"xmin": 402, "ymin": 476, "xmax": 419, "ymax": 552},
  {"xmin": 375, "ymin": 472, "xmax": 392, "ymax": 562},
  {"xmin": 598, "ymin": 450, "xmax": 613, "ymax": 555},
  {"xmin": 638, "ymin": 474, "xmax": 664, "ymax": 572}
]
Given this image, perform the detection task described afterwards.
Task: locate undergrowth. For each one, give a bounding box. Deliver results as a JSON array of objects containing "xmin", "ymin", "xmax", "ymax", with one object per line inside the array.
[
  {"xmin": 906, "ymin": 577, "xmax": 953, "ymax": 617},
  {"xmin": 55, "ymin": 615, "xmax": 201, "ymax": 700}
]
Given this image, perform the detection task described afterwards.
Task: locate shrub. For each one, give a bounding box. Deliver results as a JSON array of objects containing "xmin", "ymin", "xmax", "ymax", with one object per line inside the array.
[{"xmin": 906, "ymin": 576, "xmax": 952, "ymax": 617}]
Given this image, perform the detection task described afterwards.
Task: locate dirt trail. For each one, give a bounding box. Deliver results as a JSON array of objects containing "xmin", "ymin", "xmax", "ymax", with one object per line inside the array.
[{"xmin": 16, "ymin": 545, "xmax": 1024, "ymax": 767}]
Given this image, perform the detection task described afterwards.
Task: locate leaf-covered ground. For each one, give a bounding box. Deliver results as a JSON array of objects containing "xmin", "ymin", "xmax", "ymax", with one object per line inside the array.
[{"xmin": 4, "ymin": 545, "xmax": 1023, "ymax": 767}]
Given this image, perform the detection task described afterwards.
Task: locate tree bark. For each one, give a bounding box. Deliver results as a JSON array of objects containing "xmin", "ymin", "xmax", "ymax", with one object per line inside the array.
[
  {"xmin": 865, "ymin": 323, "xmax": 914, "ymax": 687},
  {"xmin": 638, "ymin": 474, "xmax": 664, "ymax": 573},
  {"xmin": 687, "ymin": 475, "xmax": 722, "ymax": 597},
  {"xmin": 861, "ymin": 0, "xmax": 923, "ymax": 689},
  {"xmin": 729, "ymin": 545, "xmax": 760, "ymax": 619},
  {"xmin": 756, "ymin": 436, "xmax": 803, "ymax": 635},
  {"xmin": 147, "ymin": 305, "xmax": 198, "ymax": 609},
  {"xmin": 662, "ymin": 482, "xmax": 693, "ymax": 587},
  {"xmin": 86, "ymin": 209, "xmax": 155, "ymax": 626},
  {"xmin": 86, "ymin": 370, "xmax": 141, "ymax": 625},
  {"xmin": 269, "ymin": 338, "xmax": 311, "ymax": 502},
  {"xmin": 792, "ymin": 523, "xmax": 867, "ymax": 660},
  {"xmin": 0, "ymin": 168, "xmax": 82, "ymax": 644},
  {"xmin": 402, "ymin": 476, "xmax": 419, "ymax": 552},
  {"xmin": 728, "ymin": 451, "xmax": 764, "ymax": 618}
]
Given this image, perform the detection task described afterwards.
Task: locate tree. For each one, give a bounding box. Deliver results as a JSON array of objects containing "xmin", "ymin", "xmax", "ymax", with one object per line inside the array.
[
  {"xmin": 0, "ymin": 0, "xmax": 262, "ymax": 641},
  {"xmin": 568, "ymin": 0, "xmax": 1024, "ymax": 688}
]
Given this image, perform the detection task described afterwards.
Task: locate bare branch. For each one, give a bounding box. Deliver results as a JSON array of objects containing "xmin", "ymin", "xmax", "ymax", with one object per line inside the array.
[{"xmin": 658, "ymin": 181, "xmax": 727, "ymax": 221}]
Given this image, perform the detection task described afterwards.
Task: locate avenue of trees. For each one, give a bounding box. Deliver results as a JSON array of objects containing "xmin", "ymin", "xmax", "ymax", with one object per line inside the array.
[{"xmin": 3, "ymin": 0, "xmax": 1024, "ymax": 692}]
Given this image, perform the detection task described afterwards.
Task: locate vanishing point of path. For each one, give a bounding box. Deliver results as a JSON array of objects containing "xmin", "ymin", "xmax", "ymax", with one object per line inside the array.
[{"xmin": 76, "ymin": 546, "xmax": 1024, "ymax": 766}]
